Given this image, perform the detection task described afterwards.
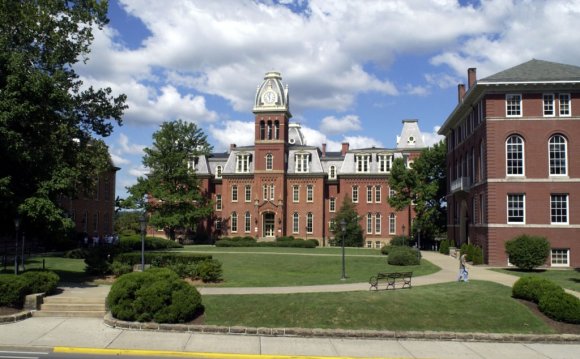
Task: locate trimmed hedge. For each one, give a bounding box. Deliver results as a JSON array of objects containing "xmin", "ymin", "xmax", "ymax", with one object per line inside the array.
[
  {"xmin": 21, "ymin": 270, "xmax": 60, "ymax": 295},
  {"xmin": 505, "ymin": 234, "xmax": 550, "ymax": 270},
  {"xmin": 216, "ymin": 236, "xmax": 318, "ymax": 248},
  {"xmin": 512, "ymin": 276, "xmax": 564, "ymax": 303},
  {"xmin": 107, "ymin": 268, "xmax": 203, "ymax": 323},
  {"xmin": 119, "ymin": 235, "xmax": 183, "ymax": 251},
  {"xmin": 387, "ymin": 246, "xmax": 421, "ymax": 266},
  {"xmin": 0, "ymin": 270, "xmax": 61, "ymax": 308},
  {"xmin": 538, "ymin": 291, "xmax": 580, "ymax": 324},
  {"xmin": 115, "ymin": 252, "xmax": 212, "ymax": 266}
]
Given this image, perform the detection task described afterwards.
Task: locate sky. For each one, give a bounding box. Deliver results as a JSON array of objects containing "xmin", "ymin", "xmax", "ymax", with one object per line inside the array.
[{"xmin": 74, "ymin": 0, "xmax": 580, "ymax": 198}]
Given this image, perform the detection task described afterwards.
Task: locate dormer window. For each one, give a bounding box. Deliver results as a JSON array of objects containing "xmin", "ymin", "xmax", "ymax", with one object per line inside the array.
[
  {"xmin": 407, "ymin": 136, "xmax": 416, "ymax": 145},
  {"xmin": 236, "ymin": 153, "xmax": 251, "ymax": 173},
  {"xmin": 215, "ymin": 165, "xmax": 222, "ymax": 179},
  {"xmin": 187, "ymin": 156, "xmax": 198, "ymax": 171},
  {"xmin": 295, "ymin": 153, "xmax": 310, "ymax": 173},
  {"xmin": 377, "ymin": 154, "xmax": 392, "ymax": 173},
  {"xmin": 329, "ymin": 165, "xmax": 336, "ymax": 179},
  {"xmin": 355, "ymin": 154, "xmax": 371, "ymax": 173}
]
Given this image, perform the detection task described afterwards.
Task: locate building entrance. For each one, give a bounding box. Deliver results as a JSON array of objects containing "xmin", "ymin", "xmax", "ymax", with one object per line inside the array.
[{"xmin": 263, "ymin": 213, "xmax": 275, "ymax": 237}]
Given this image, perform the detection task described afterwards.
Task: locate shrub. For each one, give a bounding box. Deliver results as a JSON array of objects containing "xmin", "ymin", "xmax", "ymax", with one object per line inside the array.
[
  {"xmin": 387, "ymin": 246, "xmax": 421, "ymax": 266},
  {"xmin": 107, "ymin": 268, "xmax": 203, "ymax": 323},
  {"xmin": 390, "ymin": 235, "xmax": 410, "ymax": 247},
  {"xmin": 114, "ymin": 252, "xmax": 212, "ymax": 267},
  {"xmin": 505, "ymin": 234, "xmax": 550, "ymax": 270},
  {"xmin": 471, "ymin": 246, "xmax": 484, "ymax": 265},
  {"xmin": 110, "ymin": 261, "xmax": 133, "ymax": 277},
  {"xmin": 439, "ymin": 239, "xmax": 450, "ymax": 255},
  {"xmin": 118, "ymin": 235, "xmax": 183, "ymax": 252},
  {"xmin": 538, "ymin": 290, "xmax": 580, "ymax": 324},
  {"xmin": 380, "ymin": 245, "xmax": 392, "ymax": 256},
  {"xmin": 166, "ymin": 262, "xmax": 197, "ymax": 279},
  {"xmin": 0, "ymin": 274, "xmax": 29, "ymax": 308},
  {"xmin": 63, "ymin": 248, "xmax": 90, "ymax": 259},
  {"xmin": 84, "ymin": 247, "xmax": 114, "ymax": 275},
  {"xmin": 195, "ymin": 259, "xmax": 223, "ymax": 282},
  {"xmin": 216, "ymin": 237, "xmax": 317, "ymax": 248},
  {"xmin": 512, "ymin": 276, "xmax": 564, "ymax": 303},
  {"xmin": 21, "ymin": 270, "xmax": 60, "ymax": 295}
]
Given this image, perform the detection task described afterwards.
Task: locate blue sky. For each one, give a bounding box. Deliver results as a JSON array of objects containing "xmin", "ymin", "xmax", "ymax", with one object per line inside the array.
[{"xmin": 74, "ymin": 0, "xmax": 580, "ymax": 198}]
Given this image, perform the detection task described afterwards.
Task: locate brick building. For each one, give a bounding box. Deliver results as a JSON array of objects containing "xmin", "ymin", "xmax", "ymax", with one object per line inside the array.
[
  {"xmin": 439, "ymin": 59, "xmax": 580, "ymax": 267},
  {"xmin": 188, "ymin": 71, "xmax": 425, "ymax": 248}
]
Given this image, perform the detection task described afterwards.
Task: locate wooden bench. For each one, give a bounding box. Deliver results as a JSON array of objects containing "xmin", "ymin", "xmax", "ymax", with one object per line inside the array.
[{"xmin": 369, "ymin": 272, "xmax": 413, "ymax": 290}]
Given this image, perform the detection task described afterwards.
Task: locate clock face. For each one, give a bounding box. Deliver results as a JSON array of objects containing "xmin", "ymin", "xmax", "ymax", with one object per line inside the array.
[{"xmin": 263, "ymin": 91, "xmax": 277, "ymax": 104}]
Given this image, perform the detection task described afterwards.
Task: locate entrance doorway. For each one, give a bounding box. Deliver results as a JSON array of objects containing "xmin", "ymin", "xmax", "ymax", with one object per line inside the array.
[{"xmin": 263, "ymin": 213, "xmax": 275, "ymax": 237}]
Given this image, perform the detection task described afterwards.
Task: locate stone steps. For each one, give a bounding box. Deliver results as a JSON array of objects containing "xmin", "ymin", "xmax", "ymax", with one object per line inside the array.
[{"xmin": 34, "ymin": 294, "xmax": 107, "ymax": 318}]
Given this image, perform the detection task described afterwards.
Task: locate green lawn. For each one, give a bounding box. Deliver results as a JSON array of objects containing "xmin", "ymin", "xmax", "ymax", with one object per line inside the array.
[
  {"xmin": 175, "ymin": 245, "xmax": 382, "ymax": 256},
  {"xmin": 0, "ymin": 256, "xmax": 87, "ymax": 283},
  {"xmin": 492, "ymin": 268, "xmax": 580, "ymax": 292},
  {"xmin": 203, "ymin": 281, "xmax": 552, "ymax": 333}
]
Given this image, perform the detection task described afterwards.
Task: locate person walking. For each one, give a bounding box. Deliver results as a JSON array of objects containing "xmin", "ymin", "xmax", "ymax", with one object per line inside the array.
[{"xmin": 458, "ymin": 253, "xmax": 469, "ymax": 282}]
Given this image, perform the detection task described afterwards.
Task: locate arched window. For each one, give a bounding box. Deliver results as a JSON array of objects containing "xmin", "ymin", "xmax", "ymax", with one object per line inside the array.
[
  {"xmin": 215, "ymin": 165, "xmax": 222, "ymax": 179},
  {"xmin": 267, "ymin": 120, "xmax": 272, "ymax": 140},
  {"xmin": 506, "ymin": 135, "xmax": 524, "ymax": 176},
  {"xmin": 266, "ymin": 153, "xmax": 273, "ymax": 170},
  {"xmin": 366, "ymin": 213, "xmax": 372, "ymax": 234},
  {"xmin": 306, "ymin": 213, "xmax": 313, "ymax": 234},
  {"xmin": 389, "ymin": 213, "xmax": 396, "ymax": 234},
  {"xmin": 329, "ymin": 165, "xmax": 336, "ymax": 179},
  {"xmin": 231, "ymin": 212, "xmax": 238, "ymax": 232},
  {"xmin": 245, "ymin": 212, "xmax": 251, "ymax": 232},
  {"xmin": 549, "ymin": 135, "xmax": 567, "ymax": 175},
  {"xmin": 274, "ymin": 120, "xmax": 280, "ymax": 140},
  {"xmin": 259, "ymin": 120, "xmax": 265, "ymax": 140},
  {"xmin": 375, "ymin": 213, "xmax": 381, "ymax": 234},
  {"xmin": 292, "ymin": 213, "xmax": 299, "ymax": 233}
]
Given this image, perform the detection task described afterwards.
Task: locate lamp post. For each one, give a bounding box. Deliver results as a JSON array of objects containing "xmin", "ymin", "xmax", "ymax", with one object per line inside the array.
[
  {"xmin": 139, "ymin": 212, "xmax": 147, "ymax": 271},
  {"xmin": 402, "ymin": 224, "xmax": 406, "ymax": 238},
  {"xmin": 14, "ymin": 217, "xmax": 20, "ymax": 275},
  {"xmin": 340, "ymin": 219, "xmax": 347, "ymax": 280}
]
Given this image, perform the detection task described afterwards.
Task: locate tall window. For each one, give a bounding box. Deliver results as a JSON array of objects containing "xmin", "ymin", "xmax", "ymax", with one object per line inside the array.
[
  {"xmin": 551, "ymin": 249, "xmax": 570, "ymax": 267},
  {"xmin": 506, "ymin": 94, "xmax": 522, "ymax": 117},
  {"xmin": 293, "ymin": 185, "xmax": 299, "ymax": 202},
  {"xmin": 479, "ymin": 193, "xmax": 485, "ymax": 224},
  {"xmin": 559, "ymin": 93, "xmax": 571, "ymax": 116},
  {"xmin": 355, "ymin": 154, "xmax": 371, "ymax": 173},
  {"xmin": 479, "ymin": 140, "xmax": 485, "ymax": 180},
  {"xmin": 262, "ymin": 184, "xmax": 268, "ymax": 200},
  {"xmin": 551, "ymin": 194, "xmax": 568, "ymax": 224},
  {"xmin": 266, "ymin": 153, "xmax": 273, "ymax": 170},
  {"xmin": 543, "ymin": 93, "xmax": 554, "ymax": 116},
  {"xmin": 231, "ymin": 212, "xmax": 238, "ymax": 232},
  {"xmin": 366, "ymin": 213, "xmax": 372, "ymax": 234},
  {"xmin": 215, "ymin": 218, "xmax": 222, "ymax": 231},
  {"xmin": 549, "ymin": 135, "xmax": 567, "ymax": 175},
  {"xmin": 216, "ymin": 194, "xmax": 222, "ymax": 211},
  {"xmin": 306, "ymin": 213, "xmax": 313, "ymax": 233},
  {"xmin": 329, "ymin": 197, "xmax": 336, "ymax": 212},
  {"xmin": 295, "ymin": 153, "xmax": 309, "ymax": 173},
  {"xmin": 274, "ymin": 120, "xmax": 280, "ymax": 139},
  {"xmin": 245, "ymin": 212, "xmax": 251, "ymax": 232},
  {"xmin": 292, "ymin": 212, "xmax": 299, "ymax": 233},
  {"xmin": 389, "ymin": 187, "xmax": 395, "ymax": 198},
  {"xmin": 367, "ymin": 186, "xmax": 373, "ymax": 203},
  {"xmin": 389, "ymin": 213, "xmax": 396, "ymax": 234},
  {"xmin": 259, "ymin": 120, "xmax": 265, "ymax": 140},
  {"xmin": 352, "ymin": 185, "xmax": 359, "ymax": 203},
  {"xmin": 378, "ymin": 154, "xmax": 392, "ymax": 173},
  {"xmin": 507, "ymin": 194, "xmax": 525, "ymax": 224},
  {"xmin": 245, "ymin": 185, "xmax": 252, "ymax": 202},
  {"xmin": 306, "ymin": 185, "xmax": 313, "ymax": 202},
  {"xmin": 375, "ymin": 186, "xmax": 381, "ymax": 203},
  {"xmin": 375, "ymin": 213, "xmax": 381, "ymax": 234},
  {"xmin": 236, "ymin": 154, "xmax": 251, "ymax": 173},
  {"xmin": 269, "ymin": 184, "xmax": 275, "ymax": 200},
  {"xmin": 231, "ymin": 185, "xmax": 238, "ymax": 202},
  {"xmin": 215, "ymin": 165, "xmax": 223, "ymax": 179},
  {"xmin": 329, "ymin": 165, "xmax": 336, "ymax": 179},
  {"xmin": 506, "ymin": 135, "xmax": 524, "ymax": 175}
]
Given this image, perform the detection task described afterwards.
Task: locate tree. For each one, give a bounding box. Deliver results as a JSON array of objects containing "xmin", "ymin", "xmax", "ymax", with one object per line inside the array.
[
  {"xmin": 127, "ymin": 120, "xmax": 213, "ymax": 241},
  {"xmin": 388, "ymin": 157, "xmax": 418, "ymax": 239},
  {"xmin": 0, "ymin": 1, "xmax": 127, "ymax": 238},
  {"xmin": 330, "ymin": 195, "xmax": 364, "ymax": 247}
]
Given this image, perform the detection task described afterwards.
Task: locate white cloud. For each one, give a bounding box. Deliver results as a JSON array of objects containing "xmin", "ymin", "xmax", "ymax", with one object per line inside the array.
[
  {"xmin": 343, "ymin": 136, "xmax": 384, "ymax": 150},
  {"xmin": 422, "ymin": 126, "xmax": 445, "ymax": 147},
  {"xmin": 128, "ymin": 165, "xmax": 148, "ymax": 178},
  {"xmin": 208, "ymin": 120, "xmax": 255, "ymax": 151},
  {"xmin": 118, "ymin": 133, "xmax": 146, "ymax": 155},
  {"xmin": 319, "ymin": 115, "xmax": 361, "ymax": 135},
  {"xmin": 404, "ymin": 84, "xmax": 430, "ymax": 96},
  {"xmin": 110, "ymin": 152, "xmax": 131, "ymax": 166}
]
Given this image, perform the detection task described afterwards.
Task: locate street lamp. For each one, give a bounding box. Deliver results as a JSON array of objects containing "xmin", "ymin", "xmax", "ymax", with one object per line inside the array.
[
  {"xmin": 14, "ymin": 217, "xmax": 20, "ymax": 275},
  {"xmin": 340, "ymin": 219, "xmax": 347, "ymax": 280},
  {"xmin": 139, "ymin": 212, "xmax": 147, "ymax": 271}
]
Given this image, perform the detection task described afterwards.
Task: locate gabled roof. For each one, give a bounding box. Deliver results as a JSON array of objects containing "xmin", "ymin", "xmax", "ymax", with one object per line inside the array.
[{"xmin": 479, "ymin": 59, "xmax": 580, "ymax": 83}]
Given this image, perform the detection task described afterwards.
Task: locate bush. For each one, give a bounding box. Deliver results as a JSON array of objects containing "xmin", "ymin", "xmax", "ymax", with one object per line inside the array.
[
  {"xmin": 110, "ymin": 261, "xmax": 133, "ymax": 277},
  {"xmin": 472, "ymin": 246, "xmax": 484, "ymax": 265},
  {"xmin": 387, "ymin": 246, "xmax": 421, "ymax": 266},
  {"xmin": 166, "ymin": 262, "xmax": 197, "ymax": 279},
  {"xmin": 390, "ymin": 235, "xmax": 410, "ymax": 247},
  {"xmin": 115, "ymin": 252, "xmax": 212, "ymax": 266},
  {"xmin": 118, "ymin": 235, "xmax": 183, "ymax": 252},
  {"xmin": 505, "ymin": 234, "xmax": 550, "ymax": 270},
  {"xmin": 380, "ymin": 245, "xmax": 393, "ymax": 256},
  {"xmin": 216, "ymin": 237, "xmax": 317, "ymax": 248},
  {"xmin": 107, "ymin": 268, "xmax": 203, "ymax": 323},
  {"xmin": 84, "ymin": 247, "xmax": 114, "ymax": 275},
  {"xmin": 21, "ymin": 270, "xmax": 60, "ymax": 295},
  {"xmin": 538, "ymin": 291, "xmax": 580, "ymax": 324},
  {"xmin": 512, "ymin": 276, "xmax": 564, "ymax": 303},
  {"xmin": 439, "ymin": 239, "xmax": 450, "ymax": 255},
  {"xmin": 195, "ymin": 259, "xmax": 223, "ymax": 282},
  {"xmin": 0, "ymin": 274, "xmax": 29, "ymax": 308},
  {"xmin": 63, "ymin": 248, "xmax": 90, "ymax": 259}
]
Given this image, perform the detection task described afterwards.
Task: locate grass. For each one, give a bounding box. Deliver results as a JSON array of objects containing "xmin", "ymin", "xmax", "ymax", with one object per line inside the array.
[
  {"xmin": 202, "ymin": 281, "xmax": 553, "ymax": 334},
  {"xmin": 1, "ymin": 256, "xmax": 86, "ymax": 283},
  {"xmin": 492, "ymin": 268, "xmax": 580, "ymax": 292},
  {"xmin": 175, "ymin": 245, "xmax": 382, "ymax": 255}
]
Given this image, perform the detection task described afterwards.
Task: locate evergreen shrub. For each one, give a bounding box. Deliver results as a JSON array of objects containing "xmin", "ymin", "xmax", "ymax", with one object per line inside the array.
[
  {"xmin": 195, "ymin": 259, "xmax": 223, "ymax": 282},
  {"xmin": 538, "ymin": 290, "xmax": 580, "ymax": 324},
  {"xmin": 107, "ymin": 268, "xmax": 203, "ymax": 323},
  {"xmin": 110, "ymin": 261, "xmax": 132, "ymax": 277},
  {"xmin": 512, "ymin": 276, "xmax": 564, "ymax": 303},
  {"xmin": 21, "ymin": 270, "xmax": 60, "ymax": 294},
  {"xmin": 119, "ymin": 235, "xmax": 182, "ymax": 251},
  {"xmin": 387, "ymin": 246, "xmax": 421, "ymax": 266},
  {"xmin": 0, "ymin": 274, "xmax": 29, "ymax": 307},
  {"xmin": 439, "ymin": 239, "xmax": 450, "ymax": 255},
  {"xmin": 505, "ymin": 234, "xmax": 550, "ymax": 270},
  {"xmin": 390, "ymin": 235, "xmax": 410, "ymax": 247}
]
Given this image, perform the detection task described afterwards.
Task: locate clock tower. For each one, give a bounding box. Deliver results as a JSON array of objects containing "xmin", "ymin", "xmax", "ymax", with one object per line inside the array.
[{"xmin": 252, "ymin": 71, "xmax": 291, "ymax": 238}]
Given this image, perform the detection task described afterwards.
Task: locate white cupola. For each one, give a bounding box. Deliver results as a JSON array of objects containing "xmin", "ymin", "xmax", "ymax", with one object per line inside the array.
[{"xmin": 253, "ymin": 71, "xmax": 291, "ymax": 115}]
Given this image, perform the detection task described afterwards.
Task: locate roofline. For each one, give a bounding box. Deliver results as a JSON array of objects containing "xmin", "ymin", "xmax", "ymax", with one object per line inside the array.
[{"xmin": 478, "ymin": 80, "xmax": 580, "ymax": 85}]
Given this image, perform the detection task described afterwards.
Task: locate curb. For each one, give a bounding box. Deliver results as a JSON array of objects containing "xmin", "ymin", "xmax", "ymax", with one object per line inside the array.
[
  {"xmin": 103, "ymin": 312, "xmax": 580, "ymax": 343},
  {"xmin": 0, "ymin": 311, "xmax": 32, "ymax": 324}
]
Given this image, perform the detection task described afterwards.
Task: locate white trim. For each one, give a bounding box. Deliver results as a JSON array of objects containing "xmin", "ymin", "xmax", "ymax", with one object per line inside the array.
[
  {"xmin": 507, "ymin": 194, "xmax": 525, "ymax": 224},
  {"xmin": 550, "ymin": 193, "xmax": 569, "ymax": 225},
  {"xmin": 505, "ymin": 93, "xmax": 522, "ymax": 118},
  {"xmin": 551, "ymin": 248, "xmax": 570, "ymax": 267},
  {"xmin": 543, "ymin": 93, "xmax": 555, "ymax": 117},
  {"xmin": 548, "ymin": 135, "xmax": 568, "ymax": 177},
  {"xmin": 559, "ymin": 93, "xmax": 571, "ymax": 117}
]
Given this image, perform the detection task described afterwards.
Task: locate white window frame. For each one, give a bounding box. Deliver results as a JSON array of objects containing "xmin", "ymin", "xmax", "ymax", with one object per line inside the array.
[
  {"xmin": 506, "ymin": 94, "xmax": 522, "ymax": 117},
  {"xmin": 549, "ymin": 135, "xmax": 567, "ymax": 176},
  {"xmin": 266, "ymin": 153, "xmax": 273, "ymax": 171},
  {"xmin": 543, "ymin": 93, "xmax": 555, "ymax": 117},
  {"xmin": 366, "ymin": 213, "xmax": 372, "ymax": 234},
  {"xmin": 293, "ymin": 185, "xmax": 299, "ymax": 203},
  {"xmin": 329, "ymin": 197, "xmax": 336, "ymax": 212},
  {"xmin": 231, "ymin": 212, "xmax": 238, "ymax": 232},
  {"xmin": 550, "ymin": 194, "xmax": 569, "ymax": 224},
  {"xmin": 245, "ymin": 185, "xmax": 252, "ymax": 202},
  {"xmin": 329, "ymin": 165, "xmax": 336, "ymax": 179},
  {"xmin": 352, "ymin": 185, "xmax": 359, "ymax": 203},
  {"xmin": 216, "ymin": 194, "xmax": 222, "ymax": 211},
  {"xmin": 377, "ymin": 154, "xmax": 392, "ymax": 173},
  {"xmin": 215, "ymin": 165, "xmax": 222, "ymax": 179},
  {"xmin": 292, "ymin": 212, "xmax": 299, "ymax": 234},
  {"xmin": 269, "ymin": 184, "xmax": 275, "ymax": 201},
  {"xmin": 236, "ymin": 154, "xmax": 251, "ymax": 173},
  {"xmin": 366, "ymin": 241, "xmax": 372, "ymax": 248},
  {"xmin": 306, "ymin": 185, "xmax": 314, "ymax": 202},
  {"xmin": 389, "ymin": 213, "xmax": 396, "ymax": 235},
  {"xmin": 295, "ymin": 153, "xmax": 309, "ymax": 173},
  {"xmin": 355, "ymin": 154, "xmax": 371, "ymax": 173},
  {"xmin": 375, "ymin": 241, "xmax": 381, "ymax": 249},
  {"xmin": 231, "ymin": 185, "xmax": 238, "ymax": 202},
  {"xmin": 366, "ymin": 186, "xmax": 373, "ymax": 203},
  {"xmin": 375, "ymin": 185, "xmax": 381, "ymax": 203},
  {"xmin": 244, "ymin": 212, "xmax": 251, "ymax": 233},
  {"xmin": 306, "ymin": 212, "xmax": 313, "ymax": 234},
  {"xmin": 551, "ymin": 249, "xmax": 570, "ymax": 267},
  {"xmin": 559, "ymin": 93, "xmax": 571, "ymax": 117},
  {"xmin": 375, "ymin": 213, "xmax": 381, "ymax": 234},
  {"xmin": 507, "ymin": 194, "xmax": 525, "ymax": 224},
  {"xmin": 506, "ymin": 135, "xmax": 524, "ymax": 176}
]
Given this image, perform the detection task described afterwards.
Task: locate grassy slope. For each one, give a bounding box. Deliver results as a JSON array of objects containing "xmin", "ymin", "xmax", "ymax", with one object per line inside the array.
[{"xmin": 493, "ymin": 268, "xmax": 580, "ymax": 292}]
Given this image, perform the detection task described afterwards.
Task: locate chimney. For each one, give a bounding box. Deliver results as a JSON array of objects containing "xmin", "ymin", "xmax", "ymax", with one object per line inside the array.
[
  {"xmin": 341, "ymin": 142, "xmax": 349, "ymax": 156},
  {"xmin": 468, "ymin": 68, "xmax": 477, "ymax": 89},
  {"xmin": 458, "ymin": 84, "xmax": 466, "ymax": 103},
  {"xmin": 321, "ymin": 143, "xmax": 326, "ymax": 158},
  {"xmin": 229, "ymin": 143, "xmax": 237, "ymax": 153}
]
